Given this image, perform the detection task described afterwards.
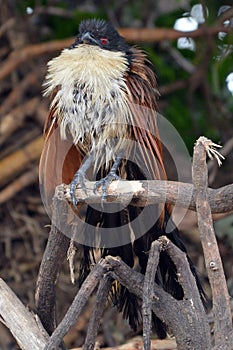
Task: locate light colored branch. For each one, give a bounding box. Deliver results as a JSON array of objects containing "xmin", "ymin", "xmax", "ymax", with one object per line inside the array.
[
  {"xmin": 60, "ymin": 180, "xmax": 233, "ymax": 214},
  {"xmin": 0, "ymin": 278, "xmax": 48, "ymax": 350},
  {"xmin": 192, "ymin": 137, "xmax": 233, "ymax": 347}
]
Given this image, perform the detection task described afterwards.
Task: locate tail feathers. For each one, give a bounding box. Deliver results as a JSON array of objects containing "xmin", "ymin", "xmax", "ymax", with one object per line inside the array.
[
  {"xmin": 157, "ymin": 251, "xmax": 184, "ymax": 300},
  {"xmin": 78, "ymin": 204, "xmax": 141, "ymax": 331},
  {"xmin": 78, "ymin": 244, "xmax": 142, "ymax": 331},
  {"xmin": 152, "ymin": 313, "xmax": 167, "ymax": 339},
  {"xmin": 76, "ymin": 161, "xmax": 206, "ymax": 336},
  {"xmin": 78, "ymin": 245, "xmax": 93, "ymax": 287},
  {"xmin": 114, "ymin": 286, "xmax": 142, "ymax": 332}
]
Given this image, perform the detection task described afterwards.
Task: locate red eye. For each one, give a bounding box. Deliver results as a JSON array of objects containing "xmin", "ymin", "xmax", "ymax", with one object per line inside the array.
[{"xmin": 100, "ymin": 37, "xmax": 108, "ymax": 45}]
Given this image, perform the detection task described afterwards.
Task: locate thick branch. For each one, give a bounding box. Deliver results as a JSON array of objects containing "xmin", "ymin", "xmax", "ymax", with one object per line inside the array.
[
  {"xmin": 45, "ymin": 249, "xmax": 210, "ymax": 350},
  {"xmin": 60, "ymin": 180, "xmax": 233, "ymax": 214},
  {"xmin": 106, "ymin": 253, "xmax": 211, "ymax": 350},
  {"xmin": 192, "ymin": 137, "xmax": 232, "ymax": 347},
  {"xmin": 0, "ymin": 278, "xmax": 48, "ymax": 350},
  {"xmin": 35, "ymin": 195, "xmax": 71, "ymax": 335}
]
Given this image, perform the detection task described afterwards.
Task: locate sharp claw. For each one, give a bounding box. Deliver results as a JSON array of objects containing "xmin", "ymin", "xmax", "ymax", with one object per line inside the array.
[
  {"xmin": 94, "ymin": 172, "xmax": 121, "ymax": 201},
  {"xmin": 70, "ymin": 183, "xmax": 77, "ymax": 208},
  {"xmin": 70, "ymin": 171, "xmax": 87, "ymax": 207}
]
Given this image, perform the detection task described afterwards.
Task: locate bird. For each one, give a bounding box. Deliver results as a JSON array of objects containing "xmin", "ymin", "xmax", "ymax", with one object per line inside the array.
[{"xmin": 40, "ymin": 18, "xmax": 205, "ymax": 338}]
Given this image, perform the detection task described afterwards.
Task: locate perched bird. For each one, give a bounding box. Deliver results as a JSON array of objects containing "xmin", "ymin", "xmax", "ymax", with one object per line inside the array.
[{"xmin": 40, "ymin": 19, "xmax": 205, "ymax": 338}]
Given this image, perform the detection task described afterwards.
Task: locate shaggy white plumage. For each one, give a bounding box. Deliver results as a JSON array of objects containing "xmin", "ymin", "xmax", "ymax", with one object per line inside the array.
[{"xmin": 44, "ymin": 45, "xmax": 133, "ymax": 170}]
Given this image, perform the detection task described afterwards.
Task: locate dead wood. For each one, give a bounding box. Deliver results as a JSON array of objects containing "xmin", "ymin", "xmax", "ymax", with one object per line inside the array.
[
  {"xmin": 0, "ymin": 4, "xmax": 232, "ymax": 348},
  {"xmin": 44, "ymin": 260, "xmax": 108, "ymax": 350},
  {"xmin": 0, "ymin": 278, "xmax": 49, "ymax": 350},
  {"xmin": 60, "ymin": 180, "xmax": 233, "ymax": 214},
  {"xmin": 107, "ymin": 249, "xmax": 211, "ymax": 350},
  {"xmin": 45, "ymin": 247, "xmax": 210, "ymax": 350},
  {"xmin": 83, "ymin": 274, "xmax": 113, "ymax": 350},
  {"xmin": 142, "ymin": 240, "xmax": 160, "ymax": 350},
  {"xmin": 35, "ymin": 212, "xmax": 70, "ymax": 335},
  {"xmin": 35, "ymin": 137, "xmax": 232, "ymax": 350},
  {"xmin": 192, "ymin": 137, "xmax": 233, "ymax": 347},
  {"xmin": 71, "ymin": 338, "xmax": 177, "ymax": 350}
]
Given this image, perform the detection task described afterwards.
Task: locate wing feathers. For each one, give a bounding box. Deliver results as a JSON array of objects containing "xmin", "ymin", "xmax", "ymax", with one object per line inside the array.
[{"xmin": 125, "ymin": 48, "xmax": 167, "ymax": 181}]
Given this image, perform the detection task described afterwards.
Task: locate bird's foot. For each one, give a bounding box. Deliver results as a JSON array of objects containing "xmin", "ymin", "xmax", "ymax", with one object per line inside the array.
[
  {"xmin": 70, "ymin": 170, "xmax": 87, "ymax": 207},
  {"xmin": 95, "ymin": 171, "xmax": 121, "ymax": 200}
]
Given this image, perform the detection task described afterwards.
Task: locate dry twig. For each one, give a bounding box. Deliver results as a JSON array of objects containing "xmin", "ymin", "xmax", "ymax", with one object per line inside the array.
[{"xmin": 84, "ymin": 274, "xmax": 113, "ymax": 350}]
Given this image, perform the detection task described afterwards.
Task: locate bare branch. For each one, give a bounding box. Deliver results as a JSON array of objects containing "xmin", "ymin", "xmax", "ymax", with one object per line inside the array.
[
  {"xmin": 84, "ymin": 274, "xmax": 113, "ymax": 350},
  {"xmin": 0, "ymin": 278, "xmax": 49, "ymax": 350},
  {"xmin": 142, "ymin": 241, "xmax": 161, "ymax": 350},
  {"xmin": 119, "ymin": 26, "xmax": 233, "ymax": 43},
  {"xmin": 106, "ymin": 254, "xmax": 211, "ymax": 350},
  {"xmin": 44, "ymin": 261, "xmax": 107, "ymax": 350},
  {"xmin": 192, "ymin": 137, "xmax": 233, "ymax": 347},
  {"xmin": 60, "ymin": 180, "xmax": 233, "ymax": 214},
  {"xmin": 35, "ymin": 202, "xmax": 70, "ymax": 335}
]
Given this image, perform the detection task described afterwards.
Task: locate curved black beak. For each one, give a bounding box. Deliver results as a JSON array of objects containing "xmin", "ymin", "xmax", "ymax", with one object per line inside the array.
[{"xmin": 80, "ymin": 32, "xmax": 98, "ymax": 45}]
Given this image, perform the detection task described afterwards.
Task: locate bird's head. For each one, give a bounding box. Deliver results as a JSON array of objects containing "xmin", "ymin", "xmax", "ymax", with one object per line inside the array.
[
  {"xmin": 70, "ymin": 19, "xmax": 130, "ymax": 53},
  {"xmin": 44, "ymin": 19, "xmax": 131, "ymax": 100}
]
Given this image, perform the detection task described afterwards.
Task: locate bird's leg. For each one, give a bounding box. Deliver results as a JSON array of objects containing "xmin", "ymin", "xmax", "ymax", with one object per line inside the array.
[
  {"xmin": 70, "ymin": 153, "xmax": 93, "ymax": 207},
  {"xmin": 95, "ymin": 155, "xmax": 122, "ymax": 200}
]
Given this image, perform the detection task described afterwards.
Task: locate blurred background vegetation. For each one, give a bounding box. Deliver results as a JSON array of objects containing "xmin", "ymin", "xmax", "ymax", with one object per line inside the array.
[{"xmin": 0, "ymin": 1, "xmax": 232, "ymax": 349}]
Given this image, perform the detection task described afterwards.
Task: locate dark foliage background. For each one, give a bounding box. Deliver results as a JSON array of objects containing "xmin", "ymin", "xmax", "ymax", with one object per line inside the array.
[{"xmin": 0, "ymin": 1, "xmax": 232, "ymax": 349}]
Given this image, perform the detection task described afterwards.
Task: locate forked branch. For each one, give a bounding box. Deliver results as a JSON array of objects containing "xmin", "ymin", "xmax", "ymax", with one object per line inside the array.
[{"xmin": 36, "ymin": 137, "xmax": 232, "ymax": 350}]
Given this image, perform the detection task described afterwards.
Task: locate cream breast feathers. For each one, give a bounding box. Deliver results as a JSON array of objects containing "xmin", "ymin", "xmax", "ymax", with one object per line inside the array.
[{"xmin": 43, "ymin": 44, "xmax": 133, "ymax": 168}]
